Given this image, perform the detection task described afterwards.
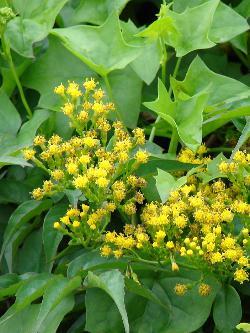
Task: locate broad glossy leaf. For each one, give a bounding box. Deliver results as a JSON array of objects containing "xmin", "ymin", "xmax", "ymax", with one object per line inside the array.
[
  {"xmin": 67, "ymin": 249, "xmax": 127, "ymax": 278},
  {"xmin": 6, "ymin": 0, "xmax": 68, "ymax": 57},
  {"xmin": 85, "ymin": 288, "xmax": 124, "ymax": 333},
  {"xmin": 0, "ymin": 297, "xmax": 74, "ymax": 333},
  {"xmin": 144, "ymin": 79, "xmax": 208, "ymax": 150},
  {"xmin": 43, "ymin": 204, "xmax": 68, "ymax": 272},
  {"xmin": 85, "ymin": 270, "xmax": 129, "ymax": 333},
  {"xmin": 0, "ymin": 273, "xmax": 52, "ymax": 325},
  {"xmin": 209, "ymin": 2, "xmax": 249, "ymax": 43},
  {"xmin": 0, "ymin": 179, "xmax": 30, "ymax": 204},
  {"xmin": 121, "ymin": 20, "xmax": 161, "ymax": 85},
  {"xmin": 129, "ymin": 270, "xmax": 218, "ymax": 333},
  {"xmin": 165, "ymin": 0, "xmax": 219, "ymax": 57},
  {"xmin": 237, "ymin": 323, "xmax": 250, "ymax": 333},
  {"xmin": 0, "ymin": 109, "xmax": 49, "ymax": 166},
  {"xmin": 60, "ymin": 0, "xmax": 129, "ymax": 26},
  {"xmin": 0, "ymin": 91, "xmax": 21, "ymax": 137},
  {"xmin": 213, "ymin": 285, "xmax": 242, "ymax": 332},
  {"xmin": 173, "ymin": 0, "xmax": 249, "ymax": 44},
  {"xmin": 0, "ymin": 305, "xmax": 40, "ymax": 333},
  {"xmin": 171, "ymin": 56, "xmax": 250, "ymax": 107},
  {"xmin": 0, "ymin": 200, "xmax": 52, "ymax": 266},
  {"xmin": 16, "ymin": 229, "xmax": 44, "ymax": 273},
  {"xmin": 38, "ymin": 295, "xmax": 75, "ymax": 333},
  {"xmin": 108, "ymin": 66, "xmax": 143, "ymax": 128},
  {"xmin": 154, "ymin": 169, "xmax": 187, "ymax": 203},
  {"xmin": 52, "ymin": 12, "xmax": 141, "ymax": 76},
  {"xmin": 33, "ymin": 275, "xmax": 81, "ymax": 332},
  {"xmin": 0, "ymin": 156, "xmax": 31, "ymax": 169}
]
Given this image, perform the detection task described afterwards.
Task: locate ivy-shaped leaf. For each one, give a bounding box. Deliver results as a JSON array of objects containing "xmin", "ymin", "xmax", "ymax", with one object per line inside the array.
[
  {"xmin": 5, "ymin": 0, "xmax": 68, "ymax": 58},
  {"xmin": 59, "ymin": 0, "xmax": 129, "ymax": 26},
  {"xmin": 52, "ymin": 12, "xmax": 141, "ymax": 76},
  {"xmin": 144, "ymin": 79, "xmax": 208, "ymax": 151}
]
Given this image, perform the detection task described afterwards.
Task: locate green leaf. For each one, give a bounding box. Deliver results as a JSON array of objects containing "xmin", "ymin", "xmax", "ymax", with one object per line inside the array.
[
  {"xmin": 231, "ymin": 117, "xmax": 250, "ymax": 157},
  {"xmin": 237, "ymin": 323, "xmax": 250, "ymax": 333},
  {"xmin": 108, "ymin": 66, "xmax": 143, "ymax": 128},
  {"xmin": 125, "ymin": 277, "xmax": 169, "ymax": 310},
  {"xmin": 0, "ymin": 109, "xmax": 49, "ymax": 166},
  {"xmin": 67, "ymin": 249, "xmax": 127, "ymax": 278},
  {"xmin": 43, "ymin": 204, "xmax": 68, "ymax": 272},
  {"xmin": 33, "ymin": 275, "xmax": 81, "ymax": 332},
  {"xmin": 0, "ymin": 298, "xmax": 75, "ymax": 333},
  {"xmin": 209, "ymin": 2, "xmax": 249, "ymax": 44},
  {"xmin": 0, "ymin": 273, "xmax": 52, "ymax": 325},
  {"xmin": 85, "ymin": 288, "xmax": 124, "ymax": 333},
  {"xmin": 144, "ymin": 79, "xmax": 208, "ymax": 150},
  {"xmin": 52, "ymin": 12, "xmax": 141, "ymax": 76},
  {"xmin": 16, "ymin": 228, "xmax": 44, "ymax": 273},
  {"xmin": 171, "ymin": 56, "xmax": 250, "ymax": 108},
  {"xmin": 0, "ymin": 179, "xmax": 31, "ymax": 203},
  {"xmin": 0, "ymin": 156, "xmax": 31, "ymax": 168},
  {"xmin": 165, "ymin": 0, "xmax": 219, "ymax": 57},
  {"xmin": 213, "ymin": 285, "xmax": 242, "ymax": 332},
  {"xmin": 38, "ymin": 295, "xmax": 75, "ymax": 333},
  {"xmin": 173, "ymin": 0, "xmax": 249, "ymax": 45},
  {"xmin": 154, "ymin": 169, "xmax": 187, "ymax": 203},
  {"xmin": 6, "ymin": 0, "xmax": 68, "ymax": 57},
  {"xmin": 198, "ymin": 153, "xmax": 227, "ymax": 183},
  {"xmin": 121, "ymin": 20, "xmax": 161, "ymax": 85},
  {"xmin": 0, "ymin": 305, "xmax": 40, "ymax": 333},
  {"xmin": 60, "ymin": 0, "xmax": 129, "ymax": 26},
  {"xmin": 0, "ymin": 200, "xmax": 52, "ymax": 269},
  {"xmin": 0, "ymin": 91, "xmax": 21, "ymax": 137},
  {"xmin": 85, "ymin": 270, "xmax": 129, "ymax": 333},
  {"xmin": 129, "ymin": 270, "xmax": 218, "ymax": 333}
]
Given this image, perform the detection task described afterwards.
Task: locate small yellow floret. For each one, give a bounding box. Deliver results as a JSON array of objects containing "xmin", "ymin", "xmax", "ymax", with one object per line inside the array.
[
  {"xmin": 54, "ymin": 83, "xmax": 65, "ymax": 96},
  {"xmin": 234, "ymin": 268, "xmax": 249, "ymax": 284},
  {"xmin": 135, "ymin": 150, "xmax": 149, "ymax": 164}
]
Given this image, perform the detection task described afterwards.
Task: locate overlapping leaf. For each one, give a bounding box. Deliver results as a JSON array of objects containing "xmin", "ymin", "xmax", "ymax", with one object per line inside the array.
[
  {"xmin": 60, "ymin": 0, "xmax": 129, "ymax": 26},
  {"xmin": 52, "ymin": 12, "xmax": 141, "ymax": 76},
  {"xmin": 5, "ymin": 0, "xmax": 68, "ymax": 58},
  {"xmin": 144, "ymin": 79, "xmax": 208, "ymax": 150}
]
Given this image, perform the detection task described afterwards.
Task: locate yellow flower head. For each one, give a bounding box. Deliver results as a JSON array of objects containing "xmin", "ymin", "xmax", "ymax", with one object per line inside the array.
[
  {"xmin": 33, "ymin": 135, "xmax": 46, "ymax": 146},
  {"xmin": 54, "ymin": 83, "xmax": 65, "ymax": 96},
  {"xmin": 66, "ymin": 81, "xmax": 82, "ymax": 99},
  {"xmin": 135, "ymin": 150, "xmax": 149, "ymax": 164},
  {"xmin": 234, "ymin": 268, "xmax": 249, "ymax": 284},
  {"xmin": 198, "ymin": 283, "xmax": 211, "ymax": 296},
  {"xmin": 23, "ymin": 148, "xmax": 35, "ymax": 160},
  {"xmin": 83, "ymin": 78, "xmax": 96, "ymax": 91},
  {"xmin": 62, "ymin": 102, "xmax": 74, "ymax": 116},
  {"xmin": 174, "ymin": 284, "xmax": 188, "ymax": 296}
]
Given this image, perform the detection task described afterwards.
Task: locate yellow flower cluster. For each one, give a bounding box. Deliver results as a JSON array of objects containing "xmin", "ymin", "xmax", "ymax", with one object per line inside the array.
[
  {"xmin": 218, "ymin": 151, "xmax": 250, "ymax": 186},
  {"xmin": 178, "ymin": 145, "xmax": 211, "ymax": 164},
  {"xmin": 23, "ymin": 78, "xmax": 149, "ymax": 245},
  {"xmin": 103, "ymin": 175, "xmax": 250, "ymax": 284}
]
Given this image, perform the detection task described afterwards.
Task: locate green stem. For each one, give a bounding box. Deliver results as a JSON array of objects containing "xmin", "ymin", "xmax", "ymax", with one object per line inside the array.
[
  {"xmin": 149, "ymin": 39, "xmax": 167, "ymax": 143},
  {"xmin": 168, "ymin": 128, "xmax": 179, "ymax": 154},
  {"xmin": 208, "ymin": 147, "xmax": 233, "ymax": 153},
  {"xmin": 232, "ymin": 46, "xmax": 249, "ymax": 69},
  {"xmin": 103, "ymin": 74, "xmax": 123, "ymax": 123},
  {"xmin": 1, "ymin": 34, "xmax": 32, "ymax": 118},
  {"xmin": 168, "ymin": 56, "xmax": 182, "ymax": 97}
]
